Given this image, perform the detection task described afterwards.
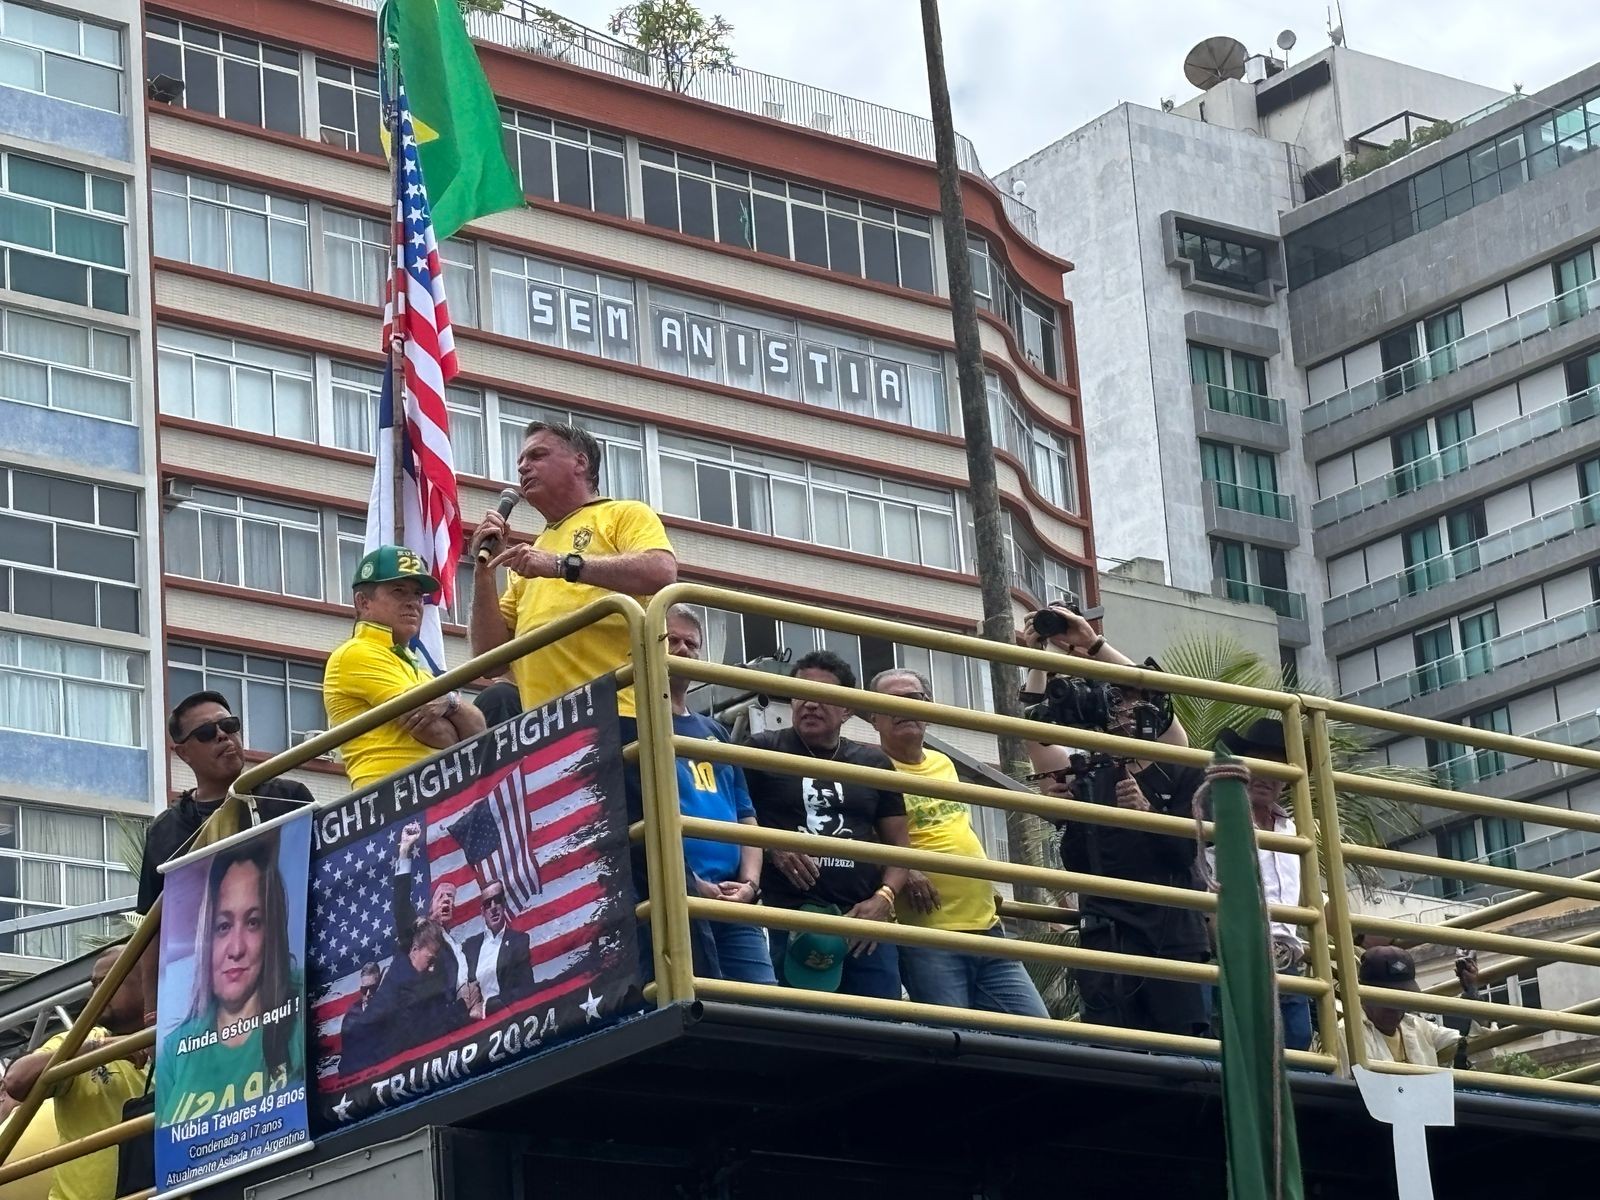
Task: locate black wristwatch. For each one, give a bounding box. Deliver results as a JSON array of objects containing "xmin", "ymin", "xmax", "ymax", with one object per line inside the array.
[{"xmin": 561, "ymin": 552, "xmax": 584, "ymax": 583}]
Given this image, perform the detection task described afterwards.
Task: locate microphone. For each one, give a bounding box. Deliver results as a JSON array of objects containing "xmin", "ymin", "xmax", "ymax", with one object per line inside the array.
[{"xmin": 476, "ymin": 488, "xmax": 521, "ymax": 565}]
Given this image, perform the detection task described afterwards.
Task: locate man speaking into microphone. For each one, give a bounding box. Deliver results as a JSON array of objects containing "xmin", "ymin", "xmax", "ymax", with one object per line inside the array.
[{"xmin": 468, "ymin": 420, "xmax": 677, "ymax": 724}]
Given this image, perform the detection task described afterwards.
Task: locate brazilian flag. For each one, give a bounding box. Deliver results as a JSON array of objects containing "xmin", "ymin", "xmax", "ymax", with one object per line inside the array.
[
  {"xmin": 380, "ymin": 0, "xmax": 523, "ymax": 240},
  {"xmin": 1213, "ymin": 750, "xmax": 1304, "ymax": 1200}
]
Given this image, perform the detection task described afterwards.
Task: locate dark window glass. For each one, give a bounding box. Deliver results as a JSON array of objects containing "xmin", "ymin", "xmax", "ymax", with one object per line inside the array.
[
  {"xmin": 826, "ymin": 213, "xmax": 860, "ymax": 276},
  {"xmin": 861, "ymin": 202, "xmax": 894, "ymax": 224},
  {"xmin": 640, "ymin": 144, "xmax": 674, "ymax": 167},
  {"xmin": 752, "ymin": 193, "xmax": 789, "ymax": 258},
  {"xmin": 861, "ymin": 222, "xmax": 897, "ymax": 284},
  {"xmin": 591, "ymin": 153, "xmax": 626, "ymax": 217},
  {"xmin": 145, "ymin": 37, "xmax": 181, "ymax": 87},
  {"xmin": 11, "ymin": 252, "xmax": 87, "ymax": 307},
  {"xmin": 221, "ymin": 35, "xmax": 258, "ymax": 59},
  {"xmin": 262, "ymin": 70, "xmax": 300, "ymax": 135},
  {"xmin": 99, "ymin": 489, "xmax": 137, "ymax": 531},
  {"xmin": 260, "ymin": 45, "xmax": 297, "ymax": 69},
  {"xmin": 696, "ymin": 464, "xmax": 733, "ymax": 525},
  {"xmin": 715, "ymin": 185, "xmax": 752, "ymax": 249},
  {"xmin": 641, "ymin": 165, "xmax": 678, "ymax": 229},
  {"xmin": 319, "ymin": 82, "xmax": 354, "ymax": 130},
  {"xmin": 678, "ymin": 155, "xmax": 712, "ymax": 178},
  {"xmin": 554, "ymin": 141, "xmax": 591, "ymax": 209},
  {"xmin": 897, "ymin": 231, "xmax": 933, "ymax": 293},
  {"xmin": 147, "ymin": 15, "xmax": 180, "ymax": 37},
  {"xmin": 56, "ymin": 527, "xmax": 130, "ymax": 578},
  {"xmin": 752, "ymin": 174, "xmax": 785, "ymax": 196},
  {"xmin": 552, "ymin": 120, "xmax": 587, "ymax": 143},
  {"xmin": 0, "ymin": 516, "xmax": 52, "ymax": 567},
  {"xmin": 791, "ymin": 184, "xmax": 825, "ymax": 206},
  {"xmin": 90, "ymin": 271, "xmax": 128, "ymax": 315},
  {"xmin": 182, "ymin": 46, "xmax": 219, "ymax": 114},
  {"xmin": 222, "ymin": 57, "xmax": 261, "ymax": 126},
  {"xmin": 714, "ymin": 164, "xmax": 749, "ymax": 186},
  {"xmin": 678, "ymin": 175, "xmax": 715, "ymax": 240},
  {"xmin": 591, "ymin": 131, "xmax": 623, "ymax": 153},
  {"xmin": 519, "ymin": 133, "xmax": 554, "ymax": 200},
  {"xmin": 186, "ymin": 26, "xmax": 220, "ymax": 50},
  {"xmin": 100, "ymin": 584, "xmax": 139, "ymax": 632},
  {"xmin": 791, "ymin": 205, "xmax": 828, "ymax": 267},
  {"xmin": 355, "ymin": 92, "xmax": 381, "ymax": 157}
]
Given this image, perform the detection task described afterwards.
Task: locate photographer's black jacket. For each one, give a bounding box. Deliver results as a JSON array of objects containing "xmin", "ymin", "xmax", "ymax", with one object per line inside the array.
[{"xmin": 1061, "ymin": 761, "xmax": 1209, "ymax": 955}]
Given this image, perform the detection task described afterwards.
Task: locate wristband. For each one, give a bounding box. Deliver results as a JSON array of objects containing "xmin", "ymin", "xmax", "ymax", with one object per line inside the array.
[
  {"xmin": 876, "ymin": 884, "xmax": 896, "ymax": 905},
  {"xmin": 1085, "ymin": 635, "xmax": 1106, "ymax": 658}
]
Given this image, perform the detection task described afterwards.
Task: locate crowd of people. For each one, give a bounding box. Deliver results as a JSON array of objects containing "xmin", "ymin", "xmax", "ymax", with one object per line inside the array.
[{"xmin": 1, "ymin": 420, "xmax": 1491, "ymax": 1198}]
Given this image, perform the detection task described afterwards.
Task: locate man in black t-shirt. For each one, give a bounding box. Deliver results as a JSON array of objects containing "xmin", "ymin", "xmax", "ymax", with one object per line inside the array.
[
  {"xmin": 138, "ymin": 692, "xmax": 311, "ymax": 1017},
  {"xmin": 742, "ymin": 651, "xmax": 910, "ymax": 999},
  {"xmin": 1022, "ymin": 608, "xmax": 1210, "ymax": 1037}
]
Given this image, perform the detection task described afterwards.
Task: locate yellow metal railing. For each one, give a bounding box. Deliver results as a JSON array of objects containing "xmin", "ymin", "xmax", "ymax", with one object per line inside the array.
[{"xmin": 10, "ymin": 581, "xmax": 1600, "ymax": 1192}]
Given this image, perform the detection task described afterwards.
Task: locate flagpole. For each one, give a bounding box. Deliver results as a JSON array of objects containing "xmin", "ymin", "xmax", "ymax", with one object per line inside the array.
[{"xmin": 383, "ymin": 14, "xmax": 407, "ymax": 543}]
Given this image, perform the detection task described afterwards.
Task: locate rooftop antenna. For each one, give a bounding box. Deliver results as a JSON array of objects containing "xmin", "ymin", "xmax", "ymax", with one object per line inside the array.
[
  {"xmin": 1183, "ymin": 35, "xmax": 1249, "ymax": 90},
  {"xmin": 1276, "ymin": 28, "xmax": 1297, "ymax": 65}
]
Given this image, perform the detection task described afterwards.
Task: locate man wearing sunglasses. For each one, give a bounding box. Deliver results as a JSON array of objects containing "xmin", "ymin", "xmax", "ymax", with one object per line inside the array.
[{"xmin": 460, "ymin": 881, "xmax": 534, "ymax": 1018}]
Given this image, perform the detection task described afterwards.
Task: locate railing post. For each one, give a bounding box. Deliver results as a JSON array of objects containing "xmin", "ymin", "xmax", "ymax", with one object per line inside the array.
[
  {"xmin": 636, "ymin": 593, "xmax": 696, "ymax": 1004},
  {"xmin": 1282, "ymin": 698, "xmax": 1341, "ymax": 1072},
  {"xmin": 1305, "ymin": 702, "xmax": 1368, "ymax": 1075}
]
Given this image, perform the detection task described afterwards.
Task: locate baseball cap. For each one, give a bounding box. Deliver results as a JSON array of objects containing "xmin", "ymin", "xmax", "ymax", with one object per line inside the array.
[
  {"xmin": 1357, "ymin": 945, "xmax": 1420, "ymax": 991},
  {"xmin": 782, "ymin": 903, "xmax": 848, "ymax": 992},
  {"xmin": 352, "ymin": 545, "xmax": 441, "ymax": 594}
]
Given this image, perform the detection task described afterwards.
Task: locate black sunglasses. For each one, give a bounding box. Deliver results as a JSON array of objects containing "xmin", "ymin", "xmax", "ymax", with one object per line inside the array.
[{"xmin": 179, "ymin": 716, "xmax": 242, "ymax": 744}]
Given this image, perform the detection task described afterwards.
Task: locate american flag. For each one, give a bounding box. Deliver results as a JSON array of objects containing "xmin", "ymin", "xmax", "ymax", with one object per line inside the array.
[
  {"xmin": 307, "ymin": 724, "xmax": 625, "ymax": 1080},
  {"xmin": 447, "ymin": 776, "xmax": 543, "ymax": 912},
  {"xmin": 365, "ymin": 81, "xmax": 462, "ymax": 673}
]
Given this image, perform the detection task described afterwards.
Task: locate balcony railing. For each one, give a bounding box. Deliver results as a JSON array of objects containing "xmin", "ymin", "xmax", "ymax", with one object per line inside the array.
[
  {"xmin": 1312, "ymin": 387, "xmax": 1600, "ymax": 527},
  {"xmin": 1304, "ymin": 279, "xmax": 1600, "ymax": 432},
  {"xmin": 336, "ymin": 0, "xmax": 1040, "ymax": 240},
  {"xmin": 1203, "ymin": 383, "xmax": 1286, "ymax": 426},
  {"xmin": 1433, "ymin": 708, "xmax": 1600, "ymax": 790},
  {"xmin": 1219, "ymin": 578, "xmax": 1308, "ymax": 621},
  {"xmin": 1325, "ymin": 494, "xmax": 1600, "ymax": 627},
  {"xmin": 1210, "ymin": 479, "xmax": 1296, "ymax": 522},
  {"xmin": 1343, "ymin": 601, "xmax": 1600, "ymax": 709}
]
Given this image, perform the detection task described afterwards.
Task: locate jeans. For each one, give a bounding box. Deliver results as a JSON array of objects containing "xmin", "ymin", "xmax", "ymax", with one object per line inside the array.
[
  {"xmin": 899, "ymin": 926, "xmax": 1050, "ymax": 1017},
  {"xmin": 1203, "ymin": 981, "xmax": 1314, "ymax": 1053},
  {"xmin": 708, "ymin": 919, "xmax": 777, "ymax": 985},
  {"xmin": 768, "ymin": 929, "xmax": 902, "ymax": 999}
]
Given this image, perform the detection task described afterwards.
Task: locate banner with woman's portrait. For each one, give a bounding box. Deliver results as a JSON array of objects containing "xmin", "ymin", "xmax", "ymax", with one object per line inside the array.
[{"xmin": 153, "ymin": 811, "xmax": 314, "ymax": 1197}]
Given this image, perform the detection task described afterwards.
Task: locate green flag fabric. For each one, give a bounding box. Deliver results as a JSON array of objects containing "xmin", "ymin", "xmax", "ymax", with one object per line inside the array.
[
  {"xmin": 382, "ymin": 0, "xmax": 523, "ymax": 240},
  {"xmin": 1213, "ymin": 750, "xmax": 1304, "ymax": 1200}
]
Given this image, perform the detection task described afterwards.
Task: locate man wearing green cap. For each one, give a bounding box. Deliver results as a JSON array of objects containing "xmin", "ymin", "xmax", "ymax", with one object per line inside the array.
[{"xmin": 324, "ymin": 545, "xmax": 485, "ymax": 790}]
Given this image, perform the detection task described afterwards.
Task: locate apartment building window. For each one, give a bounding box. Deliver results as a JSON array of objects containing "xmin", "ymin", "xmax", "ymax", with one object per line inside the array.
[
  {"xmin": 326, "ymin": 360, "xmax": 486, "ymax": 476},
  {"xmin": 0, "ymin": 630, "xmax": 142, "ymax": 746},
  {"xmin": 1458, "ymin": 609, "xmax": 1499, "ymax": 677},
  {"xmin": 1189, "ymin": 343, "xmax": 1225, "ymax": 389},
  {"xmin": 440, "ymin": 238, "xmax": 477, "ymax": 328},
  {"xmin": 1188, "ymin": 342, "xmax": 1278, "ymax": 423},
  {"xmin": 1482, "ymin": 814, "xmax": 1524, "ymax": 871},
  {"xmin": 1435, "ymin": 405, "xmax": 1475, "ymax": 473},
  {"xmin": 168, "ymin": 644, "xmax": 324, "ymax": 754},
  {"xmin": 500, "ymin": 108, "xmax": 626, "ymax": 217},
  {"xmin": 152, "ymin": 169, "xmax": 309, "ymax": 289},
  {"xmin": 969, "ymin": 238, "xmax": 1062, "ymax": 378},
  {"xmin": 488, "ymin": 248, "xmax": 636, "ymax": 362},
  {"xmin": 1402, "ymin": 522, "xmax": 1443, "ymax": 595},
  {"xmin": 496, "ymin": 398, "xmax": 645, "ymax": 501},
  {"xmin": 642, "ymin": 146, "xmax": 936, "ymax": 294},
  {"xmin": 0, "ymin": 466, "xmax": 138, "ymax": 632},
  {"xmin": 0, "ymin": 151, "xmax": 128, "ymax": 314},
  {"xmin": 1554, "ymin": 247, "xmax": 1597, "ymax": 323},
  {"xmin": 1412, "ymin": 624, "xmax": 1460, "ymax": 695},
  {"xmin": 1212, "ymin": 539, "xmax": 1299, "ymax": 618},
  {"xmin": 1202, "ymin": 441, "xmax": 1288, "ymax": 519},
  {"xmin": 0, "ymin": 799, "xmax": 141, "ymax": 960},
  {"xmin": 143, "ymin": 17, "xmax": 300, "ymax": 135},
  {"xmin": 1435, "ymin": 821, "xmax": 1478, "ymax": 897},
  {"xmin": 1175, "ymin": 224, "xmax": 1268, "ymax": 289},
  {"xmin": 315, "ymin": 59, "xmax": 380, "ymax": 156},
  {"xmin": 1580, "ymin": 456, "xmax": 1600, "ymax": 498},
  {"xmin": 157, "ymin": 327, "xmax": 314, "ymax": 442},
  {"xmin": 1213, "ymin": 538, "xmax": 1249, "ymax": 596},
  {"xmin": 0, "ymin": 303, "xmax": 132, "ymax": 421},
  {"xmin": 163, "ymin": 487, "xmax": 322, "ymax": 599},
  {"xmin": 322, "ymin": 209, "xmax": 387, "ymax": 305},
  {"xmin": 659, "ymin": 433, "xmax": 958, "ymax": 569},
  {"xmin": 1001, "ymin": 515, "xmax": 1083, "ymax": 607},
  {"xmin": 1391, "ymin": 423, "xmax": 1433, "ymax": 495},
  {"xmin": 1423, "ymin": 306, "xmax": 1464, "ymax": 376},
  {"xmin": 985, "ymin": 374, "xmax": 1078, "ymax": 514},
  {"xmin": 651, "ymin": 288, "xmax": 949, "ymax": 432},
  {"xmin": 1233, "ymin": 353, "xmax": 1269, "ymax": 397},
  {"xmin": 0, "ymin": 0, "xmax": 123, "ymax": 113},
  {"xmin": 1484, "ymin": 971, "xmax": 1540, "ymax": 1010}
]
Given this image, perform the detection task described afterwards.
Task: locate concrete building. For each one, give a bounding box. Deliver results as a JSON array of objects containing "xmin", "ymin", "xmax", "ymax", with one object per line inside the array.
[
  {"xmin": 0, "ymin": 0, "xmax": 164, "ymax": 971},
  {"xmin": 0, "ymin": 0, "xmax": 1096, "ymax": 968},
  {"xmin": 1096, "ymin": 555, "xmax": 1280, "ymax": 669},
  {"xmin": 998, "ymin": 45, "xmax": 1505, "ymax": 687}
]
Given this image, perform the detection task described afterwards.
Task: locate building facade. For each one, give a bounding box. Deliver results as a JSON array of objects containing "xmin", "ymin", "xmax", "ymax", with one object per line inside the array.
[
  {"xmin": 0, "ymin": 0, "xmax": 1094, "ymax": 968},
  {"xmin": 0, "ymin": 0, "xmax": 163, "ymax": 969}
]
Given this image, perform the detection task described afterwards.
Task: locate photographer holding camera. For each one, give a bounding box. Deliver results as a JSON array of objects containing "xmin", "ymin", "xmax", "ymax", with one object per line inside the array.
[{"xmin": 1021, "ymin": 605, "xmax": 1211, "ymax": 1037}]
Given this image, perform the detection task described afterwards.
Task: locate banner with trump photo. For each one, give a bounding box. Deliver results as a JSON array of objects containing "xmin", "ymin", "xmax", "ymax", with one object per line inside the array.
[
  {"xmin": 154, "ymin": 811, "xmax": 314, "ymax": 1197},
  {"xmin": 306, "ymin": 674, "xmax": 639, "ymax": 1128}
]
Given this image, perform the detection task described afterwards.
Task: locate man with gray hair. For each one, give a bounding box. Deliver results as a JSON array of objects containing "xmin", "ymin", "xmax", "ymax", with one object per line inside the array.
[
  {"xmin": 867, "ymin": 669, "xmax": 1048, "ymax": 1017},
  {"xmin": 666, "ymin": 604, "xmax": 775, "ymax": 984}
]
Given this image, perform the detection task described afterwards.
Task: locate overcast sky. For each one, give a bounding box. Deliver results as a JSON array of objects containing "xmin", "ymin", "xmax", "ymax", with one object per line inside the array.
[{"xmin": 543, "ymin": 0, "xmax": 1595, "ymax": 172}]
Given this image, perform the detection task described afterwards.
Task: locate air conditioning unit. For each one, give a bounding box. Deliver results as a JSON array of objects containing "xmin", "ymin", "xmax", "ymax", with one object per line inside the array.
[
  {"xmin": 761, "ymin": 101, "xmax": 784, "ymax": 120},
  {"xmin": 161, "ymin": 478, "xmax": 194, "ymax": 511}
]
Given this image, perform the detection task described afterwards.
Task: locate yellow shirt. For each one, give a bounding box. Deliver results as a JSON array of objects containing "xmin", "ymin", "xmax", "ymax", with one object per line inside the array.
[
  {"xmin": 37, "ymin": 1030, "xmax": 141, "ymax": 1200},
  {"xmin": 0, "ymin": 1102, "xmax": 58, "ymax": 1200},
  {"xmin": 890, "ymin": 749, "xmax": 999, "ymax": 932},
  {"xmin": 499, "ymin": 499, "xmax": 673, "ymax": 719},
  {"xmin": 324, "ymin": 621, "xmax": 437, "ymax": 790}
]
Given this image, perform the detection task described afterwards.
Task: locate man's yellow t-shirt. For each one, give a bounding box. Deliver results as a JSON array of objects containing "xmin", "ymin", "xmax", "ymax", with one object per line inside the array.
[
  {"xmin": 499, "ymin": 499, "xmax": 673, "ymax": 718},
  {"xmin": 889, "ymin": 749, "xmax": 999, "ymax": 932},
  {"xmin": 0, "ymin": 1101, "xmax": 58, "ymax": 1200},
  {"xmin": 323, "ymin": 621, "xmax": 437, "ymax": 789},
  {"xmin": 36, "ymin": 1030, "xmax": 141, "ymax": 1200}
]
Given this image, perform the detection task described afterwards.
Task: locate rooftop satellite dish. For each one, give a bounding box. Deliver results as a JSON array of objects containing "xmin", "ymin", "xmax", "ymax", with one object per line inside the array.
[
  {"xmin": 1329, "ymin": 23, "xmax": 1345, "ymax": 45},
  {"xmin": 1184, "ymin": 36, "xmax": 1250, "ymax": 90},
  {"xmin": 1276, "ymin": 29, "xmax": 1297, "ymax": 51},
  {"xmin": 1011, "ymin": 178, "xmax": 1027, "ymax": 199}
]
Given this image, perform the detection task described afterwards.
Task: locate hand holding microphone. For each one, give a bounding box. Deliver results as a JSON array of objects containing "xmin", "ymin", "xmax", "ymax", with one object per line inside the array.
[{"xmin": 474, "ymin": 488, "xmax": 522, "ymax": 565}]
